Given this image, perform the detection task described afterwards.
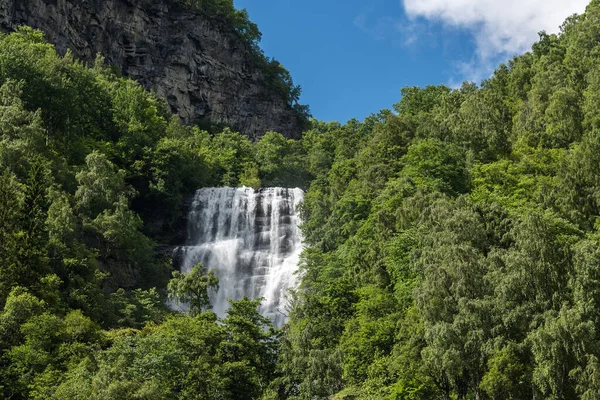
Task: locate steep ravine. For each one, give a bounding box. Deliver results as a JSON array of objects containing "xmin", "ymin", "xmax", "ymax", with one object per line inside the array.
[{"xmin": 0, "ymin": 0, "xmax": 304, "ymax": 139}]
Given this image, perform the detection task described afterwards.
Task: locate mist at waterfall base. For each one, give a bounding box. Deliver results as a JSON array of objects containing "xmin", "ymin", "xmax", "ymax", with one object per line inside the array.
[{"xmin": 173, "ymin": 187, "xmax": 304, "ymax": 327}]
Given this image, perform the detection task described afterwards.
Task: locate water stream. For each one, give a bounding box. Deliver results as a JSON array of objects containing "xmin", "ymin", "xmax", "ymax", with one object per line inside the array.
[{"xmin": 176, "ymin": 187, "xmax": 304, "ymax": 327}]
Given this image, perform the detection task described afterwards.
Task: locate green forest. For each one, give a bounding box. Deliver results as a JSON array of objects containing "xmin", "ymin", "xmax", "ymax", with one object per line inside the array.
[{"xmin": 3, "ymin": 0, "xmax": 600, "ymax": 399}]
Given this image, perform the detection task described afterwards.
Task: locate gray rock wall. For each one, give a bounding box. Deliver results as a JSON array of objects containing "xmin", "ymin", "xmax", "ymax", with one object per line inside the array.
[{"xmin": 0, "ymin": 0, "xmax": 304, "ymax": 139}]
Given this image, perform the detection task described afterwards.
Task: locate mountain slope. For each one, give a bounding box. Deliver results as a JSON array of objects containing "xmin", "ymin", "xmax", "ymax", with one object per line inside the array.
[{"xmin": 0, "ymin": 0, "xmax": 306, "ymax": 139}]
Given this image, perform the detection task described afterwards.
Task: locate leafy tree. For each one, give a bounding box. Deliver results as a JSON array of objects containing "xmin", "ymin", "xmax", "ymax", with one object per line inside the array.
[
  {"xmin": 479, "ymin": 344, "xmax": 530, "ymax": 399},
  {"xmin": 0, "ymin": 168, "xmax": 25, "ymax": 303},
  {"xmin": 168, "ymin": 263, "xmax": 219, "ymax": 316},
  {"xmin": 219, "ymin": 297, "xmax": 280, "ymax": 399},
  {"xmin": 109, "ymin": 288, "xmax": 166, "ymax": 329},
  {"xmin": 75, "ymin": 151, "xmax": 134, "ymax": 218}
]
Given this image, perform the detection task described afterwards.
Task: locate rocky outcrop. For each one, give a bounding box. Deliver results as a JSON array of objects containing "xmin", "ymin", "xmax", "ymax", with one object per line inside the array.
[{"xmin": 0, "ymin": 0, "xmax": 304, "ymax": 139}]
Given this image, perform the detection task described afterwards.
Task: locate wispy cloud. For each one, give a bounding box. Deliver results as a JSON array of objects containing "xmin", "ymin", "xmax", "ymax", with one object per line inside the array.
[
  {"xmin": 354, "ymin": 9, "xmax": 433, "ymax": 48},
  {"xmin": 402, "ymin": 0, "xmax": 589, "ymax": 83},
  {"xmin": 354, "ymin": 1, "xmax": 590, "ymax": 84}
]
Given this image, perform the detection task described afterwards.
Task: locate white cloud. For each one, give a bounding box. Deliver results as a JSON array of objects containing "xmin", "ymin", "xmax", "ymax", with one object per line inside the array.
[{"xmin": 402, "ymin": 0, "xmax": 589, "ymax": 82}]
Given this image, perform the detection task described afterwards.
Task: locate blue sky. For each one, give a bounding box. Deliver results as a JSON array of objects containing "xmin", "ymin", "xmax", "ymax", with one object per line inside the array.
[{"xmin": 234, "ymin": 0, "xmax": 588, "ymax": 123}]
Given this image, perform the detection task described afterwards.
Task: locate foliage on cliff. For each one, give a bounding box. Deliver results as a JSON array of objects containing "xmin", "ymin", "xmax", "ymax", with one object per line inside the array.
[
  {"xmin": 173, "ymin": 0, "xmax": 310, "ymax": 119},
  {"xmin": 174, "ymin": 0, "xmax": 262, "ymax": 45}
]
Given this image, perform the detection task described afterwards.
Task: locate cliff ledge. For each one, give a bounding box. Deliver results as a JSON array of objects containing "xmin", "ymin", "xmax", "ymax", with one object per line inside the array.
[{"xmin": 0, "ymin": 0, "xmax": 304, "ymax": 139}]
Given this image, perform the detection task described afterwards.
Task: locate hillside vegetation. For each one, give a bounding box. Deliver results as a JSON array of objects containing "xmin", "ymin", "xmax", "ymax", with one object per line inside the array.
[
  {"xmin": 0, "ymin": 26, "xmax": 307, "ymax": 399},
  {"xmin": 281, "ymin": 2, "xmax": 600, "ymax": 398},
  {"xmin": 2, "ymin": 0, "xmax": 600, "ymax": 399}
]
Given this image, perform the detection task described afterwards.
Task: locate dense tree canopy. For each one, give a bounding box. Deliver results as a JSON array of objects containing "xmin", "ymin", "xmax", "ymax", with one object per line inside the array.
[
  {"xmin": 4, "ymin": 1, "xmax": 600, "ymax": 398},
  {"xmin": 276, "ymin": 2, "xmax": 600, "ymax": 399},
  {"xmin": 0, "ymin": 25, "xmax": 306, "ymax": 399}
]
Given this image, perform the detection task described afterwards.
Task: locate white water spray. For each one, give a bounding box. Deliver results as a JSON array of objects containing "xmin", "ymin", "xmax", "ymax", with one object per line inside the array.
[{"xmin": 177, "ymin": 187, "xmax": 304, "ymax": 327}]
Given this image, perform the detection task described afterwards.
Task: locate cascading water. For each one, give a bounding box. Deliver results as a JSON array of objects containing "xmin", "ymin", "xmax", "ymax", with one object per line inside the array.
[{"xmin": 176, "ymin": 187, "xmax": 304, "ymax": 327}]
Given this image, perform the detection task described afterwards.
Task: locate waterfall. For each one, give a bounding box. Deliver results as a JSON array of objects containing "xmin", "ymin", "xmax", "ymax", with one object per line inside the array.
[{"xmin": 177, "ymin": 187, "xmax": 304, "ymax": 327}]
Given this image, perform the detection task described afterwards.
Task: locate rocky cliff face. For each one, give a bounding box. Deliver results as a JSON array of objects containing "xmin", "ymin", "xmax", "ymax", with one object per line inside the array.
[{"xmin": 0, "ymin": 0, "xmax": 304, "ymax": 139}]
